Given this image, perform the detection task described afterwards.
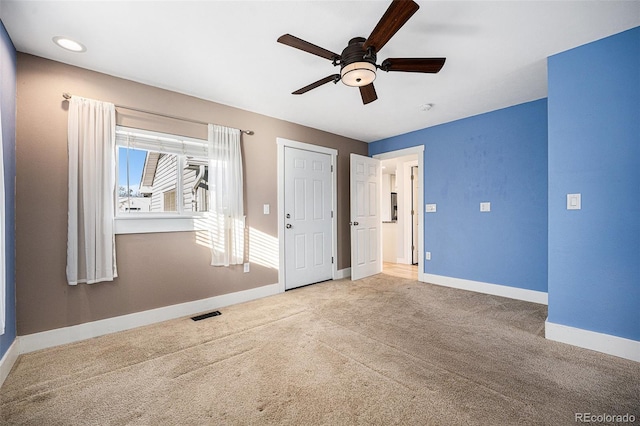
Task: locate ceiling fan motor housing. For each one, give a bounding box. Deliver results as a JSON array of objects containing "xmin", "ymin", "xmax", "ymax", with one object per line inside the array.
[{"xmin": 340, "ymin": 37, "xmax": 377, "ymax": 87}]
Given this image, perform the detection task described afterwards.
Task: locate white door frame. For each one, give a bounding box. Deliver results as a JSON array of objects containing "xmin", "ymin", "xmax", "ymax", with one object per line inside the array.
[
  {"xmin": 411, "ymin": 165, "xmax": 419, "ymax": 265},
  {"xmin": 277, "ymin": 138, "xmax": 338, "ymax": 293},
  {"xmin": 373, "ymin": 146, "xmax": 425, "ymax": 283}
]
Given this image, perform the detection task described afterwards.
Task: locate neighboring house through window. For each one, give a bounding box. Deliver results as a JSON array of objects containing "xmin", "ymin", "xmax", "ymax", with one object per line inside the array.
[{"xmin": 115, "ymin": 126, "xmax": 209, "ymax": 234}]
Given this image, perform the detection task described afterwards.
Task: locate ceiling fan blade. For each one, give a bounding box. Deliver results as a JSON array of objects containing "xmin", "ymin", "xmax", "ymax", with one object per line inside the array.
[
  {"xmin": 381, "ymin": 58, "xmax": 446, "ymax": 73},
  {"xmin": 292, "ymin": 75, "xmax": 340, "ymax": 95},
  {"xmin": 277, "ymin": 34, "xmax": 339, "ymax": 61},
  {"xmin": 363, "ymin": 0, "xmax": 420, "ymax": 53},
  {"xmin": 359, "ymin": 83, "xmax": 378, "ymax": 105}
]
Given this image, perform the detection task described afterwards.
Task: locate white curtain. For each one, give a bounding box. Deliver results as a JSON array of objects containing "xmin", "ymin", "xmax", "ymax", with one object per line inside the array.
[
  {"xmin": 0, "ymin": 101, "xmax": 5, "ymax": 335},
  {"xmin": 67, "ymin": 96, "xmax": 117, "ymax": 285},
  {"xmin": 208, "ymin": 124, "xmax": 244, "ymax": 266}
]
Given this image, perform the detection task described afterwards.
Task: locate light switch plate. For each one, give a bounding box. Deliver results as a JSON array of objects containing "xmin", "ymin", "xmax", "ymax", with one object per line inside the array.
[
  {"xmin": 426, "ymin": 204, "xmax": 437, "ymax": 213},
  {"xmin": 425, "ymin": 252, "xmax": 431, "ymax": 260},
  {"xmin": 567, "ymin": 193, "xmax": 581, "ymax": 210},
  {"xmin": 263, "ymin": 204, "xmax": 270, "ymax": 215},
  {"xmin": 480, "ymin": 202, "xmax": 491, "ymax": 212},
  {"xmin": 243, "ymin": 263, "xmax": 250, "ymax": 273}
]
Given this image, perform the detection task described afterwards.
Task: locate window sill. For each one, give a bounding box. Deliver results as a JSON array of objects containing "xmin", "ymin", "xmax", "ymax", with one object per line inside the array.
[{"xmin": 114, "ymin": 215, "xmax": 208, "ymax": 234}]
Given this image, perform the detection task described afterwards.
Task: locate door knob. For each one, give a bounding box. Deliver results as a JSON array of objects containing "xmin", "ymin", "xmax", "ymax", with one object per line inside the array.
[{"xmin": 286, "ymin": 224, "xmax": 292, "ymax": 229}]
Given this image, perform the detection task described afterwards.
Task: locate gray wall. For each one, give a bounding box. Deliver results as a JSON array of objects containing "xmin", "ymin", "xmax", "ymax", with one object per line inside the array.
[{"xmin": 16, "ymin": 53, "xmax": 367, "ymax": 335}]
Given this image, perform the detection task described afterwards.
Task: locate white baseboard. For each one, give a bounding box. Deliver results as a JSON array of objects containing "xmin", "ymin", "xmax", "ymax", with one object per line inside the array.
[
  {"xmin": 424, "ymin": 274, "xmax": 548, "ymax": 305},
  {"xmin": 545, "ymin": 321, "xmax": 640, "ymax": 362},
  {"xmin": 0, "ymin": 339, "xmax": 20, "ymax": 388},
  {"xmin": 335, "ymin": 267, "xmax": 351, "ymax": 280},
  {"xmin": 19, "ymin": 283, "xmax": 280, "ymax": 354}
]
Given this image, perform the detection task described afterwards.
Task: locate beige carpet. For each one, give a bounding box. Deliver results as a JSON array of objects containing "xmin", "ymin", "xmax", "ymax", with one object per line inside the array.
[{"xmin": 1, "ymin": 275, "xmax": 638, "ymax": 425}]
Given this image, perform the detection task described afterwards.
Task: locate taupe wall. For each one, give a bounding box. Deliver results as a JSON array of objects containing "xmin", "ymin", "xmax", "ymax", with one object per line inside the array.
[{"xmin": 16, "ymin": 53, "xmax": 367, "ymax": 335}]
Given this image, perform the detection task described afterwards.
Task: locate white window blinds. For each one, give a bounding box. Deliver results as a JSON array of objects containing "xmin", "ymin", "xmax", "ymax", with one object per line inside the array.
[{"xmin": 115, "ymin": 126, "xmax": 208, "ymax": 157}]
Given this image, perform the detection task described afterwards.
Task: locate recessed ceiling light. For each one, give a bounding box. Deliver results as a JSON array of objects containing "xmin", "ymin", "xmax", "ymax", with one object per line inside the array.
[{"xmin": 52, "ymin": 36, "xmax": 86, "ymax": 53}]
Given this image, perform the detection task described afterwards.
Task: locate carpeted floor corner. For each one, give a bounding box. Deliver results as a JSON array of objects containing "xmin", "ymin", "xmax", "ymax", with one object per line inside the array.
[{"xmin": 1, "ymin": 274, "xmax": 638, "ymax": 425}]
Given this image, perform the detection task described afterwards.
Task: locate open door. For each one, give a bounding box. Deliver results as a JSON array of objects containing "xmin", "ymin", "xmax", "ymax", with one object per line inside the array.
[{"xmin": 350, "ymin": 154, "xmax": 382, "ymax": 280}]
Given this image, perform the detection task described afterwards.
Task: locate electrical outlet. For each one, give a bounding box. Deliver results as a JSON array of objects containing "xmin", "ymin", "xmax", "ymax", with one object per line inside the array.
[
  {"xmin": 480, "ymin": 202, "xmax": 491, "ymax": 212},
  {"xmin": 243, "ymin": 263, "xmax": 250, "ymax": 273}
]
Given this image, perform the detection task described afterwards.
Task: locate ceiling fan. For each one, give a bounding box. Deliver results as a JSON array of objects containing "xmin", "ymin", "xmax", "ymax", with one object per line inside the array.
[{"xmin": 277, "ymin": 0, "xmax": 446, "ymax": 105}]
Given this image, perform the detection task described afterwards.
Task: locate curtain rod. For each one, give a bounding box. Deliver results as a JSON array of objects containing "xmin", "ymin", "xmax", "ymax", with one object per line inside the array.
[{"xmin": 62, "ymin": 92, "xmax": 254, "ymax": 135}]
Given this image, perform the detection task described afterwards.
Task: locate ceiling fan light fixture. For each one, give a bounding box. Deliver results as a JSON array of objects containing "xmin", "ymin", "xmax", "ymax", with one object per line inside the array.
[{"xmin": 340, "ymin": 61, "xmax": 376, "ymax": 87}]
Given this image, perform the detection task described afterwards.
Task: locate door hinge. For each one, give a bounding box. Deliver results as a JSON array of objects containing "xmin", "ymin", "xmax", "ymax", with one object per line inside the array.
[
  {"xmin": 411, "ymin": 174, "xmax": 414, "ymax": 180},
  {"xmin": 331, "ymin": 165, "xmax": 334, "ymax": 172},
  {"xmin": 331, "ymin": 211, "xmax": 334, "ymax": 218},
  {"xmin": 331, "ymin": 257, "xmax": 334, "ymax": 264}
]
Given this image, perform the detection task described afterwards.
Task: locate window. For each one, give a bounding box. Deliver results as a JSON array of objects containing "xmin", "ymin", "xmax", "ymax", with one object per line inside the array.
[{"xmin": 115, "ymin": 126, "xmax": 210, "ymax": 234}]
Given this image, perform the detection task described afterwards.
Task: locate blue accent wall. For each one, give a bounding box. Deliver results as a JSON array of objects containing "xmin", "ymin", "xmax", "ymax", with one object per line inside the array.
[
  {"xmin": 547, "ymin": 27, "xmax": 640, "ymax": 341},
  {"xmin": 370, "ymin": 99, "xmax": 548, "ymax": 293},
  {"xmin": 0, "ymin": 19, "xmax": 17, "ymax": 360}
]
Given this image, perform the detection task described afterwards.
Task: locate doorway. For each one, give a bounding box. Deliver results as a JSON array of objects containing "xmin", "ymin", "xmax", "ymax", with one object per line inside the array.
[{"xmin": 374, "ymin": 147, "xmax": 424, "ymax": 282}]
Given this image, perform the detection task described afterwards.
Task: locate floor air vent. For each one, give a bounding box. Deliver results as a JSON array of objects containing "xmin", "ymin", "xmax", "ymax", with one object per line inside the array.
[{"xmin": 191, "ymin": 311, "xmax": 221, "ymax": 321}]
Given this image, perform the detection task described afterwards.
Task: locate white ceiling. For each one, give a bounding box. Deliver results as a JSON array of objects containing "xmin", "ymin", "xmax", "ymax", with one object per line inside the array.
[{"xmin": 1, "ymin": 1, "xmax": 639, "ymax": 142}]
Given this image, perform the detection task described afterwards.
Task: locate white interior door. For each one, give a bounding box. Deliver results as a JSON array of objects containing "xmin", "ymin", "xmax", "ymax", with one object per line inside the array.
[
  {"xmin": 350, "ymin": 154, "xmax": 381, "ymax": 280},
  {"xmin": 284, "ymin": 146, "xmax": 333, "ymax": 290}
]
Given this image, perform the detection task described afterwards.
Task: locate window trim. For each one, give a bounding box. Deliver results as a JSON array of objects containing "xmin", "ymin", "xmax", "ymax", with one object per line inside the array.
[
  {"xmin": 114, "ymin": 214, "xmax": 208, "ymax": 234},
  {"xmin": 114, "ymin": 126, "xmax": 209, "ymax": 235}
]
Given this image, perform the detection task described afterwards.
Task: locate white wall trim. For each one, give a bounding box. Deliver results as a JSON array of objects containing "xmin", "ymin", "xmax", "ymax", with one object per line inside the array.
[
  {"xmin": 335, "ymin": 267, "xmax": 351, "ymax": 280},
  {"xmin": 276, "ymin": 138, "xmax": 338, "ymax": 157},
  {"xmin": 424, "ymin": 273, "xmax": 548, "ymax": 305},
  {"xmin": 0, "ymin": 339, "xmax": 20, "ymax": 388},
  {"xmin": 19, "ymin": 283, "xmax": 279, "ymax": 354},
  {"xmin": 373, "ymin": 146, "xmax": 424, "ymax": 161},
  {"xmin": 546, "ymin": 321, "xmax": 640, "ymax": 362}
]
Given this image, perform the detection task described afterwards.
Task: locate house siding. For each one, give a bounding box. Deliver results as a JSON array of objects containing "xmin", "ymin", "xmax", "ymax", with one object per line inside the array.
[
  {"xmin": 147, "ymin": 154, "xmax": 203, "ymax": 213},
  {"xmin": 150, "ymin": 154, "xmax": 177, "ymax": 212}
]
